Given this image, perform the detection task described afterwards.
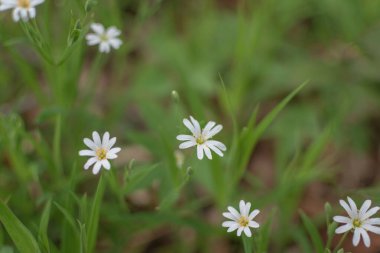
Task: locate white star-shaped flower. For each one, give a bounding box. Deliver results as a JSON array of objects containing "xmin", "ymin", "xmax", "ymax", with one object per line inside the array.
[
  {"xmin": 333, "ymin": 196, "xmax": 380, "ymax": 248},
  {"xmin": 176, "ymin": 116, "xmax": 226, "ymax": 160},
  {"xmin": 79, "ymin": 131, "xmax": 121, "ymax": 175},
  {"xmin": 222, "ymin": 200, "xmax": 260, "ymax": 237},
  {"xmin": 86, "ymin": 23, "xmax": 122, "ymax": 53},
  {"xmin": 0, "ymin": 0, "xmax": 44, "ymax": 22}
]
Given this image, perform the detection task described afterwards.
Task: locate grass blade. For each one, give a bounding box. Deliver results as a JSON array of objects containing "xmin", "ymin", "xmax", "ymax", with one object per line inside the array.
[{"xmin": 0, "ymin": 201, "xmax": 41, "ymax": 253}]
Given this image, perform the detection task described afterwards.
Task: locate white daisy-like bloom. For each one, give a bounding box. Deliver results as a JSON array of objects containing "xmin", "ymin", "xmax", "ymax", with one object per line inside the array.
[
  {"xmin": 333, "ymin": 196, "xmax": 380, "ymax": 248},
  {"xmin": 222, "ymin": 200, "xmax": 260, "ymax": 237},
  {"xmin": 0, "ymin": 0, "xmax": 44, "ymax": 22},
  {"xmin": 79, "ymin": 131, "xmax": 121, "ymax": 175},
  {"xmin": 176, "ymin": 116, "xmax": 226, "ymax": 160},
  {"xmin": 86, "ymin": 23, "xmax": 122, "ymax": 53}
]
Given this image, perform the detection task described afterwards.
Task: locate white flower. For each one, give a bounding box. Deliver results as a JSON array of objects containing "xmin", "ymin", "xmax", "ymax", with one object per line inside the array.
[
  {"xmin": 79, "ymin": 131, "xmax": 121, "ymax": 175},
  {"xmin": 0, "ymin": 0, "xmax": 44, "ymax": 22},
  {"xmin": 176, "ymin": 116, "xmax": 226, "ymax": 160},
  {"xmin": 86, "ymin": 23, "xmax": 122, "ymax": 53},
  {"xmin": 222, "ymin": 200, "xmax": 260, "ymax": 237},
  {"xmin": 333, "ymin": 196, "xmax": 380, "ymax": 248}
]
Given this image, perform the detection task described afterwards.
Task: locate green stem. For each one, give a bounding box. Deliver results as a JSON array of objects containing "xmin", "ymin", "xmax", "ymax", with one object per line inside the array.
[
  {"xmin": 242, "ymin": 235, "xmax": 253, "ymax": 253},
  {"xmin": 53, "ymin": 114, "xmax": 63, "ymax": 176},
  {"xmin": 332, "ymin": 232, "xmax": 349, "ymax": 253}
]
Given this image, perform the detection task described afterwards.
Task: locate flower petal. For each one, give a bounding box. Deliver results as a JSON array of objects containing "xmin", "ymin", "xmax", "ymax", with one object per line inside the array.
[
  {"xmin": 364, "ymin": 218, "xmax": 380, "ymax": 225},
  {"xmin": 92, "ymin": 162, "xmax": 102, "ymax": 175},
  {"xmin": 179, "ymin": 141, "xmax": 196, "ymax": 149},
  {"xmin": 362, "ymin": 206, "xmax": 380, "ymax": 220},
  {"xmin": 248, "ymin": 221, "xmax": 260, "ymax": 228},
  {"xmin": 359, "ymin": 200, "xmax": 372, "ymax": 217},
  {"xmin": 239, "ymin": 200, "xmax": 246, "ymax": 216},
  {"xmin": 236, "ymin": 227, "xmax": 244, "ymax": 236},
  {"xmin": 244, "ymin": 227, "xmax": 252, "ymax": 237},
  {"xmin": 333, "ymin": 215, "xmax": 351, "ymax": 224},
  {"xmin": 79, "ymin": 150, "xmax": 96, "ymax": 156},
  {"xmin": 92, "ymin": 131, "xmax": 101, "ymax": 146},
  {"xmin": 183, "ymin": 118, "xmax": 196, "ymax": 135},
  {"xmin": 360, "ymin": 228, "xmax": 371, "ymax": 247},
  {"xmin": 84, "ymin": 157, "xmax": 97, "ymax": 170},
  {"xmin": 102, "ymin": 132, "xmax": 110, "ymax": 147},
  {"xmin": 203, "ymin": 145, "xmax": 212, "ymax": 159},
  {"xmin": 339, "ymin": 199, "xmax": 355, "ymax": 219},
  {"xmin": 248, "ymin": 209, "xmax": 260, "ymax": 220},
  {"xmin": 206, "ymin": 142, "xmax": 224, "ymax": 157},
  {"xmin": 335, "ymin": 223, "xmax": 352, "ymax": 234},
  {"xmin": 204, "ymin": 124, "xmax": 223, "ymax": 139},
  {"xmin": 101, "ymin": 159, "xmax": 111, "ymax": 170},
  {"xmin": 223, "ymin": 212, "xmax": 237, "ymax": 221},
  {"xmin": 189, "ymin": 116, "xmax": 201, "ymax": 136},
  {"xmin": 227, "ymin": 206, "xmax": 241, "ymax": 220},
  {"xmin": 91, "ymin": 23, "xmax": 104, "ymax": 34},
  {"xmin": 353, "ymin": 228, "xmax": 361, "ymax": 246},
  {"xmin": 207, "ymin": 140, "xmax": 226, "ymax": 151},
  {"xmin": 84, "ymin": 138, "xmax": 97, "ymax": 150},
  {"xmin": 197, "ymin": 145, "xmax": 204, "ymax": 160},
  {"xmin": 222, "ymin": 221, "xmax": 236, "ymax": 228},
  {"xmin": 109, "ymin": 38, "xmax": 122, "ymax": 49},
  {"xmin": 108, "ymin": 147, "xmax": 121, "ymax": 155},
  {"xmin": 362, "ymin": 224, "xmax": 380, "ymax": 234},
  {"xmin": 227, "ymin": 223, "xmax": 239, "ymax": 232},
  {"xmin": 347, "ymin": 197, "xmax": 358, "ymax": 217},
  {"xmin": 176, "ymin": 135, "xmax": 194, "ymax": 141},
  {"xmin": 106, "ymin": 26, "xmax": 121, "ymax": 37}
]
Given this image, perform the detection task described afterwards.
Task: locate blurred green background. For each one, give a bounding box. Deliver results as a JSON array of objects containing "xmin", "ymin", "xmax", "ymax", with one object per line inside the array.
[{"xmin": 1, "ymin": 0, "xmax": 380, "ymax": 252}]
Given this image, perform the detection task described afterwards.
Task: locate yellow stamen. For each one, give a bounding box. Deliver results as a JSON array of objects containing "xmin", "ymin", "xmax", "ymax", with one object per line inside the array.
[
  {"xmin": 238, "ymin": 216, "xmax": 249, "ymax": 227},
  {"xmin": 96, "ymin": 148, "xmax": 107, "ymax": 160},
  {"xmin": 99, "ymin": 34, "xmax": 108, "ymax": 42},
  {"xmin": 18, "ymin": 0, "xmax": 30, "ymax": 8},
  {"xmin": 353, "ymin": 218, "xmax": 362, "ymax": 228},
  {"xmin": 196, "ymin": 136, "xmax": 205, "ymax": 145}
]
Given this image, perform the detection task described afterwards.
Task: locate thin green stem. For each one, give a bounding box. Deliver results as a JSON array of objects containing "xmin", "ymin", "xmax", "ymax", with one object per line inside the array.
[
  {"xmin": 242, "ymin": 235, "xmax": 253, "ymax": 253},
  {"xmin": 332, "ymin": 231, "xmax": 349, "ymax": 253},
  {"xmin": 53, "ymin": 114, "xmax": 63, "ymax": 176}
]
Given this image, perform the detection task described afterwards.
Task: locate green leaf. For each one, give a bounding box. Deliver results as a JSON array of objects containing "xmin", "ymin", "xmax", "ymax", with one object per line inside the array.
[
  {"xmin": 242, "ymin": 235, "xmax": 253, "ymax": 253},
  {"xmin": 300, "ymin": 211, "xmax": 324, "ymax": 253},
  {"xmin": 0, "ymin": 201, "xmax": 41, "ymax": 253},
  {"xmin": 38, "ymin": 199, "xmax": 52, "ymax": 253},
  {"xmin": 86, "ymin": 175, "xmax": 106, "ymax": 253}
]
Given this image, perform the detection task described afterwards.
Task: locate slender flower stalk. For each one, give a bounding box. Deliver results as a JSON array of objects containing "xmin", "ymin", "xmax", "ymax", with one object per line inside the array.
[
  {"xmin": 176, "ymin": 116, "xmax": 226, "ymax": 160},
  {"xmin": 0, "ymin": 0, "xmax": 44, "ymax": 22},
  {"xmin": 333, "ymin": 196, "xmax": 380, "ymax": 248},
  {"xmin": 79, "ymin": 131, "xmax": 121, "ymax": 175},
  {"xmin": 222, "ymin": 200, "xmax": 260, "ymax": 237}
]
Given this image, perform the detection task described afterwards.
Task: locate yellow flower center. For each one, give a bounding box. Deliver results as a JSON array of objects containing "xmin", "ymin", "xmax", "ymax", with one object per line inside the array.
[
  {"xmin": 100, "ymin": 34, "xmax": 109, "ymax": 42},
  {"xmin": 96, "ymin": 148, "xmax": 107, "ymax": 160},
  {"xmin": 353, "ymin": 218, "xmax": 362, "ymax": 228},
  {"xmin": 18, "ymin": 0, "xmax": 30, "ymax": 8},
  {"xmin": 196, "ymin": 136, "xmax": 205, "ymax": 145},
  {"xmin": 238, "ymin": 216, "xmax": 249, "ymax": 227}
]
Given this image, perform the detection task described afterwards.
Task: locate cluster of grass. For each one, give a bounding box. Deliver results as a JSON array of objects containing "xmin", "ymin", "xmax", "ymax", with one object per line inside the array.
[{"xmin": 1, "ymin": 0, "xmax": 380, "ymax": 252}]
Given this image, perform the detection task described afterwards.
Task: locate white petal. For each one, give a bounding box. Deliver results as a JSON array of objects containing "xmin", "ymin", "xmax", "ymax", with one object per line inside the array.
[
  {"xmin": 203, "ymin": 145, "xmax": 212, "ymax": 159},
  {"xmin": 207, "ymin": 142, "xmax": 224, "ymax": 157},
  {"xmin": 99, "ymin": 42, "xmax": 110, "ymax": 53},
  {"xmin": 106, "ymin": 137, "xmax": 116, "ymax": 149},
  {"xmin": 227, "ymin": 223, "xmax": 239, "ymax": 232},
  {"xmin": 364, "ymin": 218, "xmax": 380, "ymax": 225},
  {"xmin": 223, "ymin": 212, "xmax": 237, "ymax": 221},
  {"xmin": 102, "ymin": 132, "xmax": 110, "ymax": 147},
  {"xmin": 109, "ymin": 38, "xmax": 122, "ymax": 49},
  {"xmin": 92, "ymin": 131, "xmax": 101, "ymax": 146},
  {"xmin": 335, "ymin": 223, "xmax": 352, "ymax": 234},
  {"xmin": 340, "ymin": 199, "xmax": 355, "ymax": 219},
  {"xmin": 362, "ymin": 224, "xmax": 380, "ymax": 234},
  {"xmin": 362, "ymin": 206, "xmax": 380, "ymax": 220},
  {"xmin": 28, "ymin": 7, "xmax": 35, "ymax": 18},
  {"xmin": 202, "ymin": 121, "xmax": 216, "ymax": 136},
  {"xmin": 360, "ymin": 228, "xmax": 371, "ymax": 247},
  {"xmin": 106, "ymin": 153, "xmax": 118, "ymax": 159},
  {"xmin": 227, "ymin": 206, "xmax": 241, "ymax": 220},
  {"xmin": 183, "ymin": 118, "xmax": 196, "ymax": 135},
  {"xmin": 207, "ymin": 140, "xmax": 226, "ymax": 151},
  {"xmin": 347, "ymin": 197, "xmax": 358, "ymax": 217},
  {"xmin": 86, "ymin": 34, "xmax": 101, "ymax": 45},
  {"xmin": 0, "ymin": 3, "xmax": 16, "ymax": 11},
  {"xmin": 84, "ymin": 157, "xmax": 97, "ymax": 170},
  {"xmin": 189, "ymin": 116, "xmax": 201, "ymax": 136},
  {"xmin": 79, "ymin": 150, "xmax": 96, "ymax": 156},
  {"xmin": 20, "ymin": 8, "xmax": 28, "ymax": 21},
  {"xmin": 196, "ymin": 145, "xmax": 204, "ymax": 160},
  {"xmin": 239, "ymin": 200, "xmax": 246, "ymax": 216},
  {"xmin": 92, "ymin": 162, "xmax": 102, "ymax": 174},
  {"xmin": 248, "ymin": 221, "xmax": 260, "ymax": 228},
  {"xmin": 179, "ymin": 141, "xmax": 196, "ymax": 149},
  {"xmin": 237, "ymin": 227, "xmax": 244, "ymax": 236},
  {"xmin": 12, "ymin": 8, "xmax": 20, "ymax": 22},
  {"xmin": 204, "ymin": 124, "xmax": 223, "ymax": 139},
  {"xmin": 90, "ymin": 23, "xmax": 104, "ymax": 34},
  {"xmin": 106, "ymin": 26, "xmax": 121, "ymax": 37},
  {"xmin": 248, "ymin": 209, "xmax": 260, "ymax": 220},
  {"xmin": 359, "ymin": 200, "xmax": 372, "ymax": 217},
  {"xmin": 222, "ymin": 221, "xmax": 236, "ymax": 228},
  {"xmin": 333, "ymin": 215, "xmax": 351, "ymax": 224},
  {"xmin": 84, "ymin": 138, "xmax": 97, "ymax": 150},
  {"xmin": 352, "ymin": 229, "xmax": 361, "ymax": 246},
  {"xmin": 176, "ymin": 135, "xmax": 194, "ymax": 141},
  {"xmin": 244, "ymin": 202, "xmax": 251, "ymax": 217},
  {"xmin": 101, "ymin": 160, "xmax": 111, "ymax": 170},
  {"xmin": 108, "ymin": 147, "xmax": 121, "ymax": 155},
  {"xmin": 244, "ymin": 227, "xmax": 252, "ymax": 237}
]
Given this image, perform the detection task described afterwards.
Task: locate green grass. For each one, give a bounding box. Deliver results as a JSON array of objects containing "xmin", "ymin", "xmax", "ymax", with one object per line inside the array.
[{"xmin": 1, "ymin": 0, "xmax": 380, "ymax": 252}]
